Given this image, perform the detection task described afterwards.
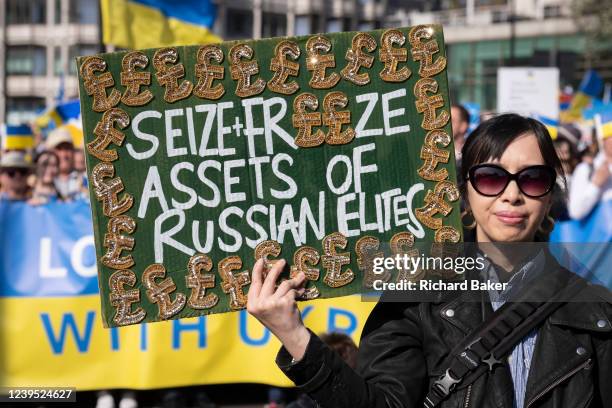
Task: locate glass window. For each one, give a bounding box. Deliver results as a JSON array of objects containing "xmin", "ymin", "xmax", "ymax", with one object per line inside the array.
[
  {"xmin": 55, "ymin": 0, "xmax": 62, "ymax": 24},
  {"xmin": 6, "ymin": 46, "xmax": 47, "ymax": 76},
  {"xmin": 69, "ymin": 45, "xmax": 100, "ymax": 74},
  {"xmin": 6, "ymin": 0, "xmax": 46, "ymax": 24},
  {"xmin": 54, "ymin": 47, "xmax": 63, "ymax": 76},
  {"xmin": 225, "ymin": 9, "xmax": 253, "ymax": 40},
  {"xmin": 69, "ymin": 0, "xmax": 98, "ymax": 24},
  {"xmin": 6, "ymin": 97, "xmax": 46, "ymax": 125},
  {"xmin": 326, "ymin": 19, "xmax": 342, "ymax": 33},
  {"xmin": 295, "ymin": 15, "xmax": 311, "ymax": 36},
  {"xmin": 262, "ymin": 13, "xmax": 287, "ymax": 38}
]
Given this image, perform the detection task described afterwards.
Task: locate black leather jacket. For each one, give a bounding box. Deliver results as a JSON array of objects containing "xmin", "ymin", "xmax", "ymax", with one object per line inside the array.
[{"xmin": 276, "ymin": 253, "xmax": 612, "ymax": 408}]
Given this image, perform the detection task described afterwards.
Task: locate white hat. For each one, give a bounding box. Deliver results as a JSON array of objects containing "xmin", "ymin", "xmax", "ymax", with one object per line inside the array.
[
  {"xmin": 0, "ymin": 151, "xmax": 32, "ymax": 169},
  {"xmin": 46, "ymin": 127, "xmax": 74, "ymax": 149}
]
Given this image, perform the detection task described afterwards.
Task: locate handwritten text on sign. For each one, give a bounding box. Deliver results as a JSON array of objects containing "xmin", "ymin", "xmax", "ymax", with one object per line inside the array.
[{"xmin": 77, "ymin": 25, "xmax": 461, "ymax": 327}]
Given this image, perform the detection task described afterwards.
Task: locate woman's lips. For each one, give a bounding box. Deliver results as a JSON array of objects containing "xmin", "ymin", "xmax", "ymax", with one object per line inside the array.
[{"xmin": 494, "ymin": 211, "xmax": 527, "ymax": 225}]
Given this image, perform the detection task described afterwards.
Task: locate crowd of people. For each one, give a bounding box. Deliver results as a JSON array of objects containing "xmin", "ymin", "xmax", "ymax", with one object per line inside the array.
[{"xmin": 0, "ymin": 126, "xmax": 88, "ymax": 205}]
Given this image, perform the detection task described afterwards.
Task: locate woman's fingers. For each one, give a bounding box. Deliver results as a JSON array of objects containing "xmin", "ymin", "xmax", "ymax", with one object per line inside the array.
[
  {"xmin": 260, "ymin": 259, "xmax": 287, "ymax": 296},
  {"xmin": 247, "ymin": 258, "xmax": 265, "ymax": 299},
  {"xmin": 274, "ymin": 272, "xmax": 307, "ymax": 299}
]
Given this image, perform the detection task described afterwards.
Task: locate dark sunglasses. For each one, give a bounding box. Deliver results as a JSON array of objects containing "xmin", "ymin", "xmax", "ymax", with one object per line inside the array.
[
  {"xmin": 2, "ymin": 168, "xmax": 29, "ymax": 178},
  {"xmin": 467, "ymin": 164, "xmax": 556, "ymax": 198}
]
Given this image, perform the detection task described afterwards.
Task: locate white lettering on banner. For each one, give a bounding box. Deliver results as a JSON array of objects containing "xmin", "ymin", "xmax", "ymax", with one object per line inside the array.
[
  {"xmin": 39, "ymin": 237, "xmax": 67, "ymax": 278},
  {"xmin": 71, "ymin": 236, "xmax": 97, "ymax": 277},
  {"xmin": 39, "ymin": 236, "xmax": 96, "ymax": 279}
]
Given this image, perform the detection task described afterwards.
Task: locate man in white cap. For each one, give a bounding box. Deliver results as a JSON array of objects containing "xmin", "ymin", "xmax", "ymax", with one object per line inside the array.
[
  {"xmin": 46, "ymin": 127, "xmax": 83, "ymax": 201},
  {"xmin": 0, "ymin": 151, "xmax": 32, "ymax": 201}
]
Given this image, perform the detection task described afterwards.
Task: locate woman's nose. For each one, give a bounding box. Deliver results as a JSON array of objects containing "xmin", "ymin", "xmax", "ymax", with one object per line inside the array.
[{"xmin": 499, "ymin": 180, "xmax": 522, "ymax": 204}]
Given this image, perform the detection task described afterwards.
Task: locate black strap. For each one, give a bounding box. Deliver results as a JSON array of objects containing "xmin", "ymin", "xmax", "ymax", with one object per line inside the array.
[{"xmin": 423, "ymin": 273, "xmax": 586, "ymax": 408}]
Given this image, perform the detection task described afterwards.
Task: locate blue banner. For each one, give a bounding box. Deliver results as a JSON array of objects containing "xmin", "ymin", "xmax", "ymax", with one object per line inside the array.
[
  {"xmin": 550, "ymin": 201, "xmax": 612, "ymax": 288},
  {"xmin": 0, "ymin": 200, "xmax": 97, "ymax": 297}
]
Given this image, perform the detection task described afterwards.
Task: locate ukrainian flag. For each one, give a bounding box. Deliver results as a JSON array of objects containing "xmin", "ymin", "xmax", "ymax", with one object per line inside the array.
[
  {"xmin": 1, "ymin": 125, "xmax": 35, "ymax": 150},
  {"xmin": 534, "ymin": 115, "xmax": 559, "ymax": 140},
  {"xmin": 595, "ymin": 109, "xmax": 612, "ymax": 140},
  {"xmin": 101, "ymin": 0, "xmax": 221, "ymax": 50},
  {"xmin": 34, "ymin": 99, "xmax": 81, "ymax": 131},
  {"xmin": 562, "ymin": 70, "xmax": 603, "ymax": 122}
]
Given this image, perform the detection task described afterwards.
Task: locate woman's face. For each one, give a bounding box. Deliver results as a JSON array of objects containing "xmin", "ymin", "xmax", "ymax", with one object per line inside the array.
[
  {"xmin": 467, "ymin": 132, "xmax": 552, "ymax": 242},
  {"xmin": 39, "ymin": 154, "xmax": 59, "ymax": 185}
]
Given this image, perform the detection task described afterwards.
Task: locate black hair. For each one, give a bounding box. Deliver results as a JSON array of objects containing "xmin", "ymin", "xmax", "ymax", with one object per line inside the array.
[
  {"xmin": 459, "ymin": 113, "xmax": 566, "ymax": 201},
  {"xmin": 451, "ymin": 104, "xmax": 470, "ymax": 125}
]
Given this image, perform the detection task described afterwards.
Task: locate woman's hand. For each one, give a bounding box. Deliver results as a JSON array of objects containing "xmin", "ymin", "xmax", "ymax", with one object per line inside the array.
[
  {"xmin": 247, "ymin": 258, "xmax": 311, "ymax": 361},
  {"xmin": 591, "ymin": 160, "xmax": 610, "ymax": 187}
]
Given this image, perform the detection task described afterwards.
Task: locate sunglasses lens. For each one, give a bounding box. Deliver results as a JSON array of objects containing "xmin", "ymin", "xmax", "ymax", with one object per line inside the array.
[
  {"xmin": 471, "ymin": 166, "xmax": 508, "ymax": 196},
  {"xmin": 518, "ymin": 167, "xmax": 554, "ymax": 197}
]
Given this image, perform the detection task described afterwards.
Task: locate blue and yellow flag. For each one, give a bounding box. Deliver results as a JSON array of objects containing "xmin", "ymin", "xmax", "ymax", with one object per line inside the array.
[
  {"xmin": 101, "ymin": 0, "xmax": 221, "ymax": 49},
  {"xmin": 34, "ymin": 99, "xmax": 81, "ymax": 131},
  {"xmin": 1, "ymin": 124, "xmax": 34, "ymax": 150},
  {"xmin": 533, "ymin": 115, "xmax": 559, "ymax": 139},
  {"xmin": 596, "ymin": 109, "xmax": 612, "ymax": 139},
  {"xmin": 562, "ymin": 70, "xmax": 604, "ymax": 122}
]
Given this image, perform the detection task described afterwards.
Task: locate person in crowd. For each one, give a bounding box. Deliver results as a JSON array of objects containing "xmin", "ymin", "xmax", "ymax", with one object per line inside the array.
[
  {"xmin": 46, "ymin": 127, "xmax": 84, "ymax": 201},
  {"xmin": 554, "ymin": 132, "xmax": 578, "ymax": 180},
  {"xmin": 247, "ymin": 114, "xmax": 611, "ymax": 408},
  {"xmin": 0, "ymin": 151, "xmax": 32, "ymax": 201},
  {"xmin": 568, "ymin": 132, "xmax": 612, "ymax": 220},
  {"xmin": 28, "ymin": 150, "xmax": 61, "ymax": 206},
  {"xmin": 549, "ymin": 131, "xmax": 578, "ymax": 221},
  {"xmin": 451, "ymin": 104, "xmax": 470, "ymax": 162}
]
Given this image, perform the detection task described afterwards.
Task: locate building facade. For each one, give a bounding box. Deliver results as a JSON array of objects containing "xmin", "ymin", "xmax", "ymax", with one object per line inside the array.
[{"xmin": 0, "ymin": 0, "xmax": 609, "ymax": 124}]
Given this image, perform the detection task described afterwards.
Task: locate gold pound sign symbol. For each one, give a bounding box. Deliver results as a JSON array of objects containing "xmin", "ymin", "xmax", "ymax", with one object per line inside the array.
[
  {"xmin": 408, "ymin": 25, "xmax": 447, "ymax": 78},
  {"xmin": 86, "ymin": 108, "xmax": 130, "ymax": 162},
  {"xmin": 143, "ymin": 264, "xmax": 186, "ymax": 320},
  {"xmin": 254, "ymin": 240, "xmax": 282, "ymax": 280},
  {"xmin": 186, "ymin": 254, "xmax": 218, "ymax": 310},
  {"xmin": 194, "ymin": 45, "xmax": 225, "ymax": 100},
  {"xmin": 268, "ymin": 40, "xmax": 300, "ymax": 95},
  {"xmin": 219, "ymin": 256, "xmax": 251, "ymax": 310},
  {"xmin": 431, "ymin": 226, "xmax": 462, "ymax": 280},
  {"xmin": 102, "ymin": 215, "xmax": 136, "ymax": 270},
  {"xmin": 290, "ymin": 246, "xmax": 321, "ymax": 300},
  {"xmin": 356, "ymin": 236, "xmax": 387, "ymax": 289},
  {"xmin": 415, "ymin": 77, "xmax": 450, "ymax": 131},
  {"xmin": 91, "ymin": 162, "xmax": 133, "ymax": 217},
  {"xmin": 229, "ymin": 44, "xmax": 266, "ymax": 98},
  {"xmin": 323, "ymin": 91, "xmax": 355, "ymax": 145},
  {"xmin": 121, "ymin": 51, "xmax": 153, "ymax": 106},
  {"xmin": 109, "ymin": 269, "xmax": 146, "ymax": 326},
  {"xmin": 321, "ymin": 232, "xmax": 354, "ymax": 288},
  {"xmin": 306, "ymin": 36, "xmax": 340, "ymax": 89},
  {"xmin": 341, "ymin": 32, "xmax": 377, "ymax": 86},
  {"xmin": 390, "ymin": 232, "xmax": 424, "ymax": 282},
  {"xmin": 153, "ymin": 47, "xmax": 193, "ymax": 103},
  {"xmin": 379, "ymin": 29, "xmax": 411, "ymax": 83},
  {"xmin": 80, "ymin": 56, "xmax": 121, "ymax": 112},
  {"xmin": 416, "ymin": 180, "xmax": 460, "ymax": 230},
  {"xmin": 418, "ymin": 129, "xmax": 451, "ymax": 181},
  {"xmin": 293, "ymin": 93, "xmax": 324, "ymax": 148}
]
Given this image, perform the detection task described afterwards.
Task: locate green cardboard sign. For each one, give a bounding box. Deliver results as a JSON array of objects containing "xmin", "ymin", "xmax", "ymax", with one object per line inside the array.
[{"xmin": 77, "ymin": 24, "xmax": 462, "ymax": 328}]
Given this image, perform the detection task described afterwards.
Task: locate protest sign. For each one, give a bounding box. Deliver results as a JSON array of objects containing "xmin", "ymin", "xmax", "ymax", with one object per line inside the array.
[
  {"xmin": 77, "ymin": 24, "xmax": 462, "ymax": 327},
  {"xmin": 497, "ymin": 67, "xmax": 560, "ymax": 119}
]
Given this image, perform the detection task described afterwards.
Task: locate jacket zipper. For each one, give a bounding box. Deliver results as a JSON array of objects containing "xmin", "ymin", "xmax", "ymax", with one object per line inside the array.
[
  {"xmin": 525, "ymin": 358, "xmax": 592, "ymax": 408},
  {"xmin": 463, "ymin": 384, "xmax": 472, "ymax": 408}
]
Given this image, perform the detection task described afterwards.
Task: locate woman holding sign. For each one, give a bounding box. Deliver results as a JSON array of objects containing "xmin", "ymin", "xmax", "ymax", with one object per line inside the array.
[{"xmin": 247, "ymin": 114, "xmax": 612, "ymax": 408}]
